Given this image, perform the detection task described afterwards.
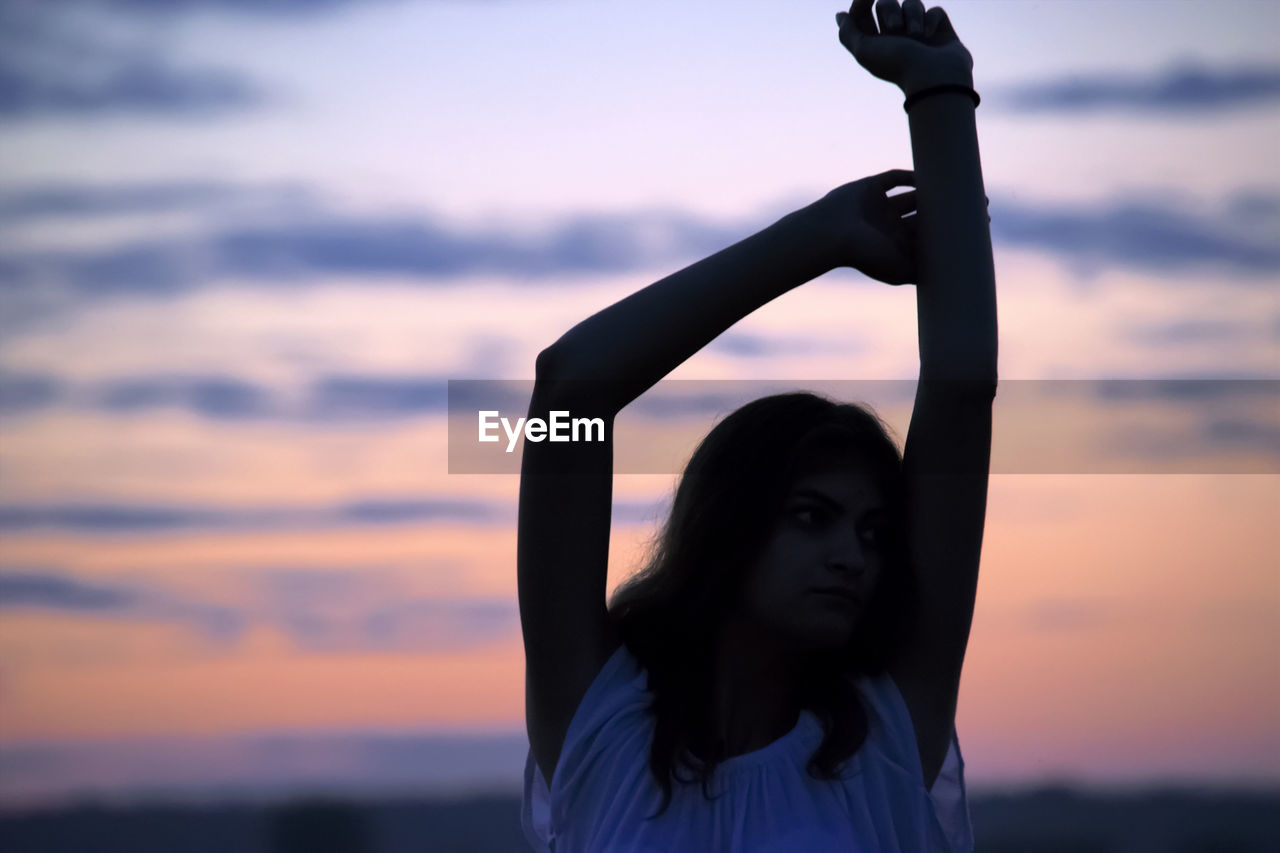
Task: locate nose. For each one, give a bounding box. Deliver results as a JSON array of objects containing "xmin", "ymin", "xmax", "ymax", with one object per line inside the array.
[{"xmin": 824, "ymin": 526, "xmax": 870, "ymax": 577}]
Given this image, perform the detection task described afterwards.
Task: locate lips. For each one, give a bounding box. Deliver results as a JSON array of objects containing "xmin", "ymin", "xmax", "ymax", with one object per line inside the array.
[{"xmin": 811, "ymin": 587, "xmax": 861, "ymax": 604}]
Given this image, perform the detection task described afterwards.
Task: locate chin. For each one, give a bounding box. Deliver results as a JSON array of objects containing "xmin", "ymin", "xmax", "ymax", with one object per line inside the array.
[{"xmin": 785, "ymin": 621, "xmax": 856, "ymax": 654}]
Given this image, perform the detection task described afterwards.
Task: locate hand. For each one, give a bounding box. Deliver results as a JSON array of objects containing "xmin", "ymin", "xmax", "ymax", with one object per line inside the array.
[
  {"xmin": 812, "ymin": 169, "xmax": 990, "ymax": 285},
  {"xmin": 836, "ymin": 0, "xmax": 973, "ymax": 97},
  {"xmin": 813, "ymin": 169, "xmax": 919, "ymax": 285}
]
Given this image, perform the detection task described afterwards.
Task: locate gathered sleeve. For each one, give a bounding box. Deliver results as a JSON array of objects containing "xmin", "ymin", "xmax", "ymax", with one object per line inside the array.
[
  {"xmin": 855, "ymin": 670, "xmax": 976, "ymax": 853},
  {"xmin": 522, "ymin": 643, "xmax": 652, "ymax": 852}
]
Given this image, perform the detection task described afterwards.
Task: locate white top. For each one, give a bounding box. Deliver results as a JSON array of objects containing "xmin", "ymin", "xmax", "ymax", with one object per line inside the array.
[{"xmin": 522, "ymin": 642, "xmax": 975, "ymax": 852}]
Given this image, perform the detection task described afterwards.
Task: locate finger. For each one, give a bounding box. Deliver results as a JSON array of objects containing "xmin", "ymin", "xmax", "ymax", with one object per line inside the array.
[
  {"xmin": 876, "ymin": 0, "xmax": 905, "ymax": 34},
  {"xmin": 923, "ymin": 6, "xmax": 956, "ymax": 43},
  {"xmin": 838, "ymin": 2, "xmax": 869, "ymax": 51},
  {"xmin": 887, "ymin": 189, "xmax": 917, "ymax": 217},
  {"xmin": 874, "ymin": 168, "xmax": 915, "ymax": 190},
  {"xmin": 896, "ymin": 216, "xmax": 919, "ymax": 264},
  {"xmin": 851, "ymin": 0, "xmax": 878, "ymax": 36},
  {"xmin": 901, "ymin": 0, "xmax": 925, "ymax": 37},
  {"xmin": 837, "ymin": 15, "xmax": 855, "ymax": 52}
]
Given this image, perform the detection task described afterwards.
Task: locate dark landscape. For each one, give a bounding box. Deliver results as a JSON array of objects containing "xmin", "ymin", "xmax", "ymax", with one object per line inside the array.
[{"xmin": 1, "ymin": 786, "xmax": 1276, "ymax": 852}]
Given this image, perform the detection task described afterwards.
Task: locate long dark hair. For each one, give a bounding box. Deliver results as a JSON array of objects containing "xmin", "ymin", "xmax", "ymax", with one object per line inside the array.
[{"xmin": 607, "ymin": 391, "xmax": 919, "ymax": 817}]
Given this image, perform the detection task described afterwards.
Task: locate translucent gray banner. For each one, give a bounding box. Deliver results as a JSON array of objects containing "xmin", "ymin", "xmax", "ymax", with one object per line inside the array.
[{"xmin": 447, "ymin": 380, "xmax": 1279, "ymax": 475}]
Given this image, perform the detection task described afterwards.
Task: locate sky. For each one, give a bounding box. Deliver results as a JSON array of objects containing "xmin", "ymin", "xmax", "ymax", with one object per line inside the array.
[{"xmin": 0, "ymin": 0, "xmax": 1277, "ymax": 808}]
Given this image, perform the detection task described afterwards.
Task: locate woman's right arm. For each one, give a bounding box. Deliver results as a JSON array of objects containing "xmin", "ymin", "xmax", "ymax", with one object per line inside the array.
[{"xmin": 520, "ymin": 182, "xmax": 916, "ymax": 785}]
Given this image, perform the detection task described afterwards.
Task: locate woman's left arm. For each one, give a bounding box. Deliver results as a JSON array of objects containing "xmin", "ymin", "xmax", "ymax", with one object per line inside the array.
[{"xmin": 839, "ymin": 0, "xmax": 997, "ymax": 792}]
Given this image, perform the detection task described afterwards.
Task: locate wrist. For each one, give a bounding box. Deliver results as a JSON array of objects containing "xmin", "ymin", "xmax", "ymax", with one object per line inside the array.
[
  {"xmin": 900, "ymin": 70, "xmax": 974, "ymax": 100},
  {"xmin": 792, "ymin": 200, "xmax": 843, "ymax": 274}
]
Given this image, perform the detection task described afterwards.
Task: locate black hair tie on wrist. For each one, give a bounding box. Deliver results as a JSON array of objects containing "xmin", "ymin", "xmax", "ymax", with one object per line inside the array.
[{"xmin": 903, "ymin": 83, "xmax": 981, "ymax": 112}]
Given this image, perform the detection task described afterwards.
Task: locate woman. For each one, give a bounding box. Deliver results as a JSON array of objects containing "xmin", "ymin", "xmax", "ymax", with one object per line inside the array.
[{"xmin": 519, "ymin": 1, "xmax": 996, "ymax": 849}]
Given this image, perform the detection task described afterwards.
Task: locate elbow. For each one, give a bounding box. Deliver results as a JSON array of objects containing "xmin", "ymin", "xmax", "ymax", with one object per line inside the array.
[
  {"xmin": 534, "ymin": 344, "xmax": 563, "ymax": 386},
  {"xmin": 532, "ymin": 344, "xmax": 572, "ymax": 406},
  {"xmin": 532, "ymin": 344, "xmax": 608, "ymax": 414}
]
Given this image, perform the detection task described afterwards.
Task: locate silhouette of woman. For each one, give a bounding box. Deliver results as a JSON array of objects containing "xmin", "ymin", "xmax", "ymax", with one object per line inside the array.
[{"xmin": 518, "ymin": 1, "xmax": 995, "ymax": 849}]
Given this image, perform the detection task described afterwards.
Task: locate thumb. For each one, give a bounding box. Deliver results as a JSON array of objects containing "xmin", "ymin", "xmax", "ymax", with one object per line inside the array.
[{"xmin": 836, "ymin": 12, "xmax": 860, "ymax": 51}]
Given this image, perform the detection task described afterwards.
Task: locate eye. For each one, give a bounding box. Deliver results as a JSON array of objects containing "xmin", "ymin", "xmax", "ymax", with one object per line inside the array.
[
  {"xmin": 862, "ymin": 523, "xmax": 890, "ymax": 546},
  {"xmin": 790, "ymin": 504, "xmax": 827, "ymax": 527}
]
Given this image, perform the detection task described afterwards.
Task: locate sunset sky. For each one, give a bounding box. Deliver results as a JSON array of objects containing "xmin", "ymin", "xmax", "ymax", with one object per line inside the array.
[{"xmin": 0, "ymin": 0, "xmax": 1277, "ymax": 808}]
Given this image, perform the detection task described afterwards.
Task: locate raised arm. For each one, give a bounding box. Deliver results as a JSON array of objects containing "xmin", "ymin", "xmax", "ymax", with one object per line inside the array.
[
  {"xmin": 521, "ymin": 174, "xmax": 920, "ymax": 787},
  {"xmin": 533, "ymin": 174, "xmax": 922, "ymax": 411},
  {"xmin": 838, "ymin": 0, "xmax": 998, "ymax": 792}
]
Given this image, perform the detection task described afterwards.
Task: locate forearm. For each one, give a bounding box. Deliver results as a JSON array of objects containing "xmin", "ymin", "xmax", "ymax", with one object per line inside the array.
[
  {"xmin": 536, "ymin": 203, "xmax": 836, "ymax": 414},
  {"xmin": 907, "ymin": 85, "xmax": 998, "ymax": 388}
]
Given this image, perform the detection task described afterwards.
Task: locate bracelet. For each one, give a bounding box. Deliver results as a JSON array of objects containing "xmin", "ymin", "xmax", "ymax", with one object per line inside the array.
[{"xmin": 903, "ymin": 83, "xmax": 980, "ymax": 112}]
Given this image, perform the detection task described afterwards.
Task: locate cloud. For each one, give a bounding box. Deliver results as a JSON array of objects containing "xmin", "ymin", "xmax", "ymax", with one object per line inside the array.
[
  {"xmin": 0, "ymin": 181, "xmax": 311, "ymax": 224},
  {"xmin": 0, "ymin": 568, "xmax": 244, "ymax": 647},
  {"xmin": 95, "ymin": 375, "xmax": 277, "ymax": 418},
  {"xmin": 0, "ymin": 564, "xmax": 522, "ymax": 659},
  {"xmin": 706, "ymin": 333, "xmax": 863, "ymax": 359},
  {"xmin": 0, "ymin": 495, "xmax": 504, "ymax": 534},
  {"xmin": 101, "ymin": 0, "xmax": 398, "ymax": 15},
  {"xmin": 306, "ymin": 375, "xmax": 450, "ymax": 419},
  {"xmin": 0, "ymin": 371, "xmax": 453, "ymax": 421},
  {"xmin": 2, "ymin": 184, "xmax": 1274, "ymax": 312},
  {"xmin": 991, "ymin": 192, "xmax": 1280, "ymax": 279},
  {"xmin": 0, "ymin": 55, "xmax": 261, "ymax": 119},
  {"xmin": 0, "ymin": 0, "xmax": 417, "ymax": 121},
  {"xmin": 0, "ymin": 0, "xmax": 408, "ymax": 122},
  {"xmin": 1086, "ymin": 380, "xmax": 1280, "ymax": 471},
  {"xmin": 5, "ymin": 372, "xmax": 1276, "ymax": 473},
  {"xmin": 357, "ymin": 598, "xmax": 517, "ymax": 653},
  {"xmin": 1201, "ymin": 418, "xmax": 1280, "ymax": 455},
  {"xmin": 1123, "ymin": 318, "xmax": 1273, "ymax": 347},
  {"xmin": 334, "ymin": 497, "xmax": 496, "ymax": 526},
  {"xmin": 4, "ymin": 370, "xmax": 798, "ymax": 423},
  {"xmin": 0, "ymin": 373, "xmax": 66, "ymax": 415},
  {"xmin": 250, "ymin": 565, "xmax": 519, "ymax": 654},
  {"xmin": 994, "ymin": 59, "xmax": 1280, "ymax": 115},
  {"xmin": 0, "ymin": 494, "xmax": 667, "ymax": 535},
  {"xmin": 1088, "ymin": 379, "xmax": 1279, "ymax": 403},
  {"xmin": 0, "ymin": 208, "xmax": 748, "ymax": 299},
  {"xmin": 0, "ymin": 505, "xmax": 211, "ymax": 534},
  {"xmin": 0, "ymin": 570, "xmax": 140, "ymax": 611},
  {"xmin": 0, "ymin": 2, "xmax": 262, "ymax": 121}
]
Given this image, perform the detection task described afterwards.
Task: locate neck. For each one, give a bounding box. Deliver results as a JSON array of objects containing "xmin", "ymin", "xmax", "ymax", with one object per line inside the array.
[{"xmin": 703, "ymin": 617, "xmax": 803, "ymax": 760}]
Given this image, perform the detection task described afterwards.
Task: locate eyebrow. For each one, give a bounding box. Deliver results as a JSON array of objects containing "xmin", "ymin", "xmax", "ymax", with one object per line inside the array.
[{"xmin": 790, "ymin": 488, "xmax": 887, "ymax": 517}]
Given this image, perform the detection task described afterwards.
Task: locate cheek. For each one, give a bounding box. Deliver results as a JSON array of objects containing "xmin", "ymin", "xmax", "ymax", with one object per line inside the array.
[
  {"xmin": 739, "ymin": 568, "xmax": 784, "ymax": 622},
  {"xmin": 745, "ymin": 541, "xmax": 814, "ymax": 600},
  {"xmin": 738, "ymin": 559, "xmax": 803, "ymax": 628}
]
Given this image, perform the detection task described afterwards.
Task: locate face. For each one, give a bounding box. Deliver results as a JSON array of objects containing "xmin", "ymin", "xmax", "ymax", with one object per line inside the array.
[{"xmin": 737, "ymin": 462, "xmax": 890, "ymax": 653}]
